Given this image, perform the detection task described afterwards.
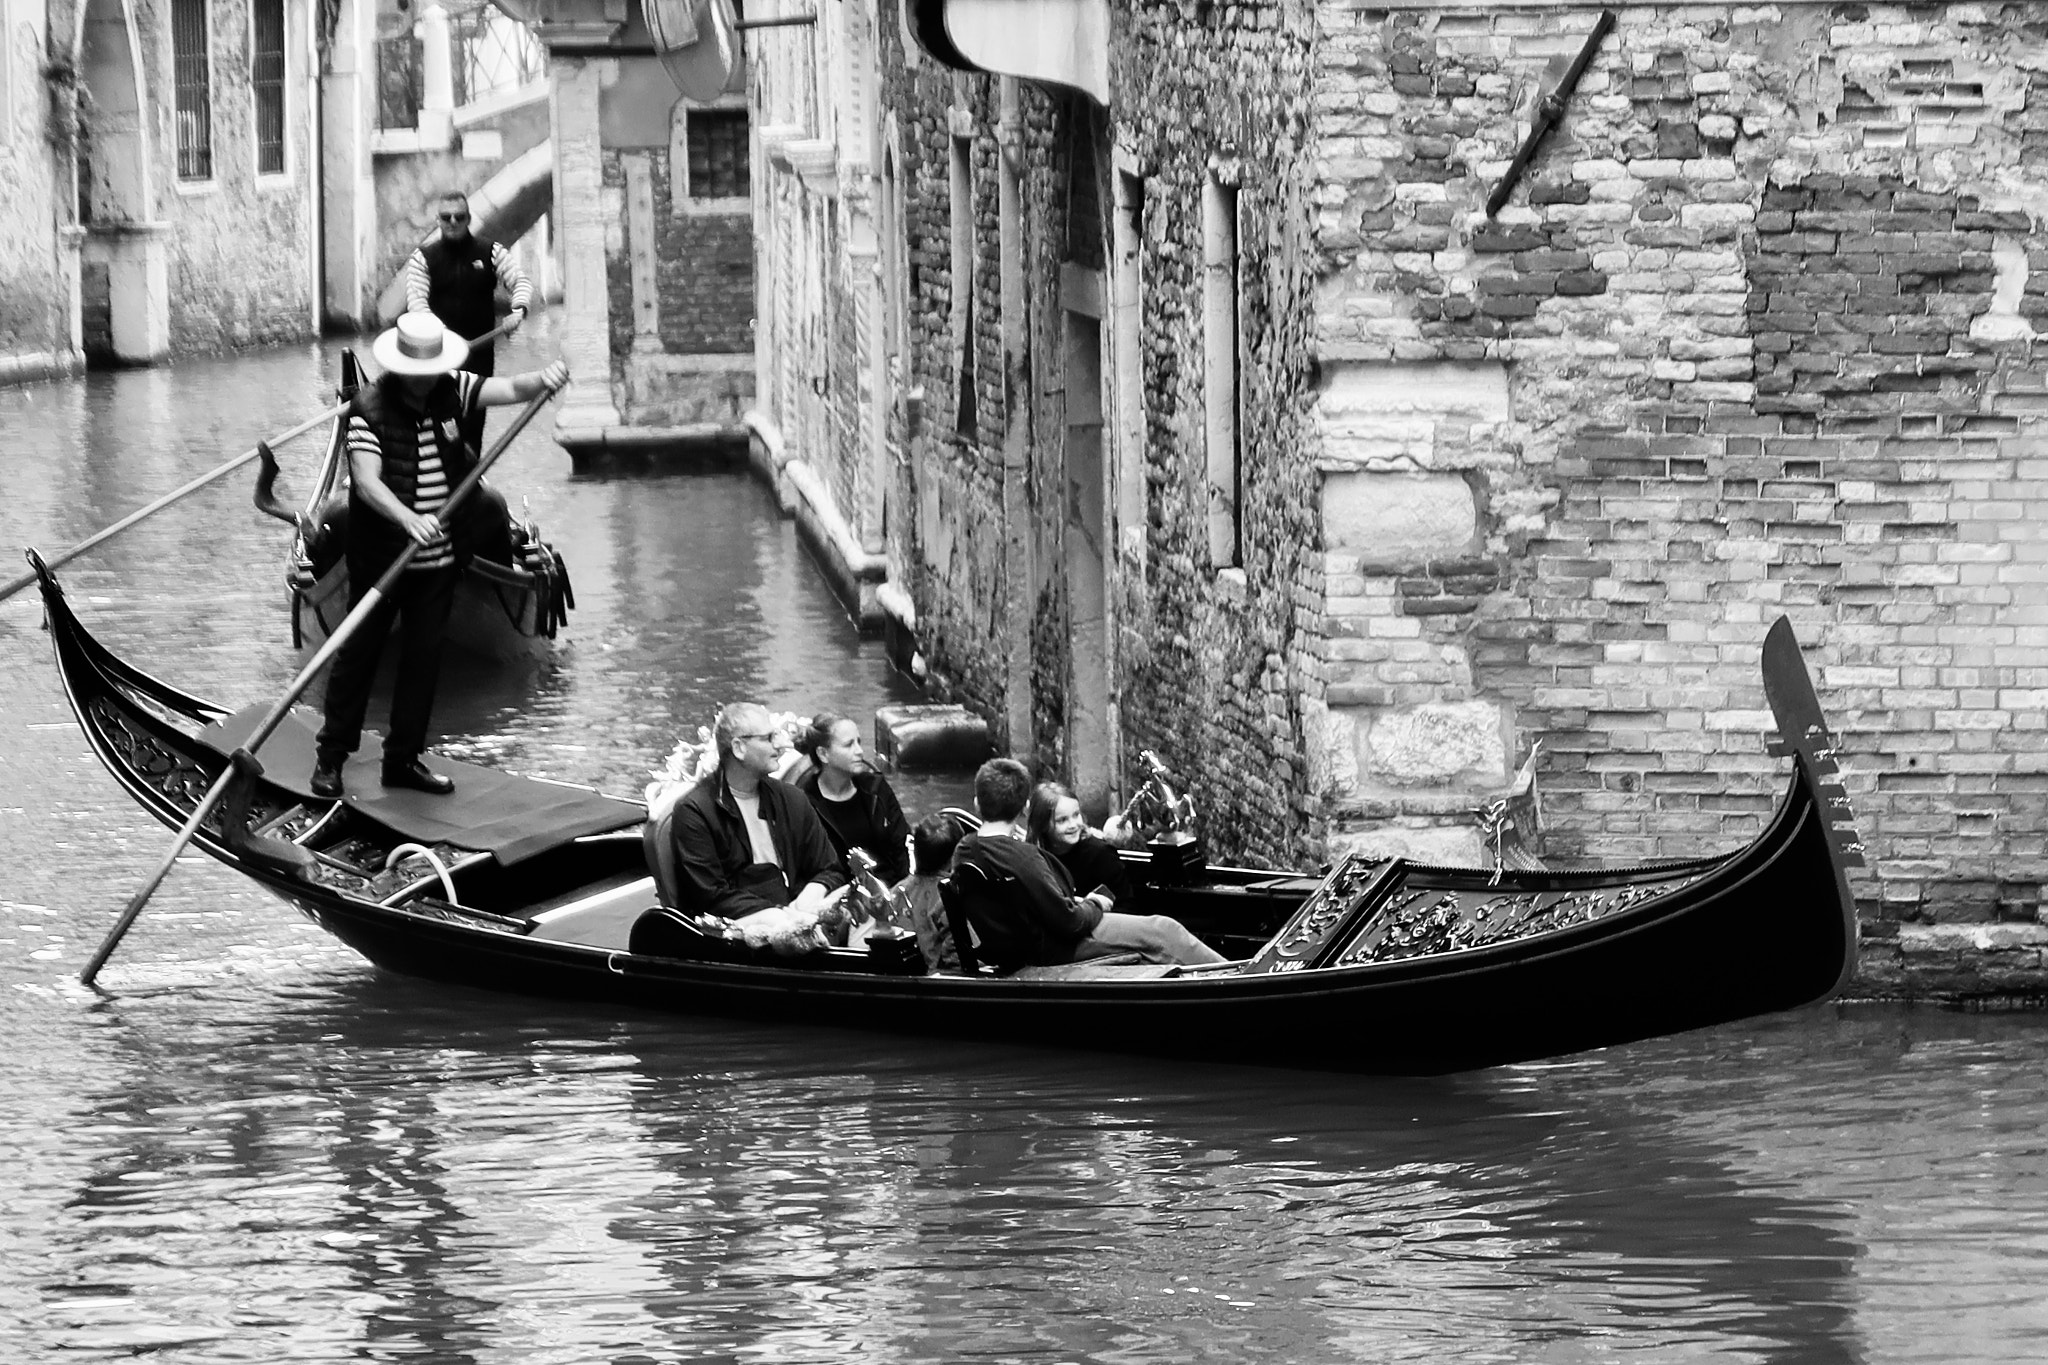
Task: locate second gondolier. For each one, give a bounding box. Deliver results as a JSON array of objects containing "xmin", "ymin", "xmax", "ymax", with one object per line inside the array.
[{"xmin": 405, "ymin": 190, "xmax": 535, "ymax": 452}]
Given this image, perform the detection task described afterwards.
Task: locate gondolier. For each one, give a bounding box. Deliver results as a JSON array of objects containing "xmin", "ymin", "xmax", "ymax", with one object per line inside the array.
[
  {"xmin": 405, "ymin": 190, "xmax": 535, "ymax": 452},
  {"xmin": 310, "ymin": 313, "xmax": 567, "ymax": 799}
]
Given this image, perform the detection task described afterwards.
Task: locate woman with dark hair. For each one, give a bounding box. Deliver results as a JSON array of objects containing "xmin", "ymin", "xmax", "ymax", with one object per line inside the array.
[
  {"xmin": 1027, "ymin": 780, "xmax": 1134, "ymax": 913},
  {"xmin": 791, "ymin": 712, "xmax": 913, "ymax": 886}
]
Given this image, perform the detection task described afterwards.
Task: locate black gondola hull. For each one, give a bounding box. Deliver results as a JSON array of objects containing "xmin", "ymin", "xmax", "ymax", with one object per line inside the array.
[{"xmin": 34, "ymin": 551, "xmax": 1861, "ymax": 1075}]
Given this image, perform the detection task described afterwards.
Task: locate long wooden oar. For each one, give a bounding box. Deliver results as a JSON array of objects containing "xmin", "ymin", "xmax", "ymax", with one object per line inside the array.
[
  {"xmin": 0, "ymin": 401, "xmax": 349, "ymax": 604},
  {"xmin": 79, "ymin": 384, "xmax": 559, "ymax": 987}
]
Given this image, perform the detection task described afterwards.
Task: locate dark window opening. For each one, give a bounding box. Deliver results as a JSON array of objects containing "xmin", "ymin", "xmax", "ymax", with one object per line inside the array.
[
  {"xmin": 252, "ymin": 0, "xmax": 286, "ymax": 174},
  {"xmin": 688, "ymin": 110, "xmax": 749, "ymax": 199},
  {"xmin": 172, "ymin": 0, "xmax": 212, "ymax": 181}
]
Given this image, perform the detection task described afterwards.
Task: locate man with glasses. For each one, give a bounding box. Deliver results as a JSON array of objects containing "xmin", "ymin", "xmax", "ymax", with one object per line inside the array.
[
  {"xmin": 404, "ymin": 190, "xmax": 535, "ymax": 453},
  {"xmin": 667, "ymin": 702, "xmax": 849, "ymax": 921}
]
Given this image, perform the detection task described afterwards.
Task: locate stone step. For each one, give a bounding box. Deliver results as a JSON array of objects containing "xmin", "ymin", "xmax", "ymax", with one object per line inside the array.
[{"xmin": 875, "ymin": 703, "xmax": 992, "ymax": 772}]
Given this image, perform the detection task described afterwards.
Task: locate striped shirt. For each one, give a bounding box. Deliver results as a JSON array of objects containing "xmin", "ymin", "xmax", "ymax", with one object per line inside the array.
[
  {"xmin": 347, "ymin": 372, "xmax": 482, "ymax": 573},
  {"xmin": 405, "ymin": 239, "xmax": 534, "ymax": 334}
]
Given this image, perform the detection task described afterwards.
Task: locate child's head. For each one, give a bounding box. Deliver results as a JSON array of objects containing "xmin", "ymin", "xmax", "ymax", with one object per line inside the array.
[{"xmin": 911, "ymin": 813, "xmax": 964, "ymax": 877}]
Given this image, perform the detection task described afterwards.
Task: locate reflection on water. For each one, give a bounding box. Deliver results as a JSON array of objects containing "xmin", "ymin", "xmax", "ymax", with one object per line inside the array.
[
  {"xmin": 13, "ymin": 968, "xmax": 2048, "ymax": 1362},
  {"xmin": 6, "ymin": 336, "xmax": 2048, "ymax": 1361}
]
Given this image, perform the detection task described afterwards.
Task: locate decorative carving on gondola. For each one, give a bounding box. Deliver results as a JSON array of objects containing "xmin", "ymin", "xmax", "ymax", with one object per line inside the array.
[
  {"xmin": 89, "ymin": 698, "xmax": 221, "ymax": 815},
  {"xmin": 1236, "ymin": 855, "xmax": 1400, "ymax": 970},
  {"xmin": 1329, "ymin": 871, "xmax": 1707, "ymax": 966}
]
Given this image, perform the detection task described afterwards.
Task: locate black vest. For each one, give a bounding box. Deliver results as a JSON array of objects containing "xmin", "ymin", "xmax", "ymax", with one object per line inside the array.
[
  {"xmin": 346, "ymin": 375, "xmax": 484, "ymax": 565},
  {"xmin": 419, "ymin": 234, "xmax": 502, "ymax": 343}
]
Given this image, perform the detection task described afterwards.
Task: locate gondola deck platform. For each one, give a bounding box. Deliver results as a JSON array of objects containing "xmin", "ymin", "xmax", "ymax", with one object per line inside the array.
[{"xmin": 196, "ymin": 704, "xmax": 642, "ymax": 864}]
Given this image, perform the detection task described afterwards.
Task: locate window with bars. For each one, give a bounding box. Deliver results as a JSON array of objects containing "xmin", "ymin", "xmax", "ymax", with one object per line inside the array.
[
  {"xmin": 687, "ymin": 110, "xmax": 749, "ymax": 200},
  {"xmin": 172, "ymin": 0, "xmax": 212, "ymax": 180},
  {"xmin": 249, "ymin": 0, "xmax": 286, "ymax": 173},
  {"xmin": 252, "ymin": 0, "xmax": 286, "ymax": 174}
]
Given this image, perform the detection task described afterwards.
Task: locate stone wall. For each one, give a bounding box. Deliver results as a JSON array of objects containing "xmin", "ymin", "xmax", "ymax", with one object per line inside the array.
[
  {"xmin": 601, "ymin": 137, "xmax": 756, "ymax": 426},
  {"xmin": 877, "ymin": 7, "xmax": 1326, "ymax": 866},
  {"xmin": 152, "ymin": 0, "xmax": 316, "ymax": 353},
  {"xmin": 0, "ymin": 6, "xmax": 74, "ymax": 376},
  {"xmin": 865, "ymin": 3, "xmax": 2048, "ymax": 992},
  {"xmin": 1310, "ymin": 2, "xmax": 2048, "ymax": 944},
  {"xmin": 874, "ymin": 55, "xmax": 1034, "ymax": 748},
  {"xmin": 1101, "ymin": 7, "xmax": 1325, "ymax": 866},
  {"xmin": 32, "ymin": 0, "xmax": 319, "ymax": 362}
]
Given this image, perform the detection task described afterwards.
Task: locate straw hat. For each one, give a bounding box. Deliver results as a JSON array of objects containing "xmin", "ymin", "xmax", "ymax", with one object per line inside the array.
[{"xmin": 372, "ymin": 312, "xmax": 469, "ymax": 377}]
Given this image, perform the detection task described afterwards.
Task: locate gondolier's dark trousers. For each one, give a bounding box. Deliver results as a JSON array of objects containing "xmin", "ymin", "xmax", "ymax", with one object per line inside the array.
[{"xmin": 315, "ymin": 562, "xmax": 459, "ymax": 768}]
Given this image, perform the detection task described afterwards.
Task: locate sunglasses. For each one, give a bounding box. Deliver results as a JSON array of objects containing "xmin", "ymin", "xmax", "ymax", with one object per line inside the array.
[{"xmin": 438, "ymin": 212, "xmax": 470, "ymax": 223}]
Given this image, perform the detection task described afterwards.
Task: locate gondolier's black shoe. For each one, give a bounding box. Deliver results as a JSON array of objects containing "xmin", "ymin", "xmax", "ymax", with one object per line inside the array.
[
  {"xmin": 382, "ymin": 758, "xmax": 455, "ymax": 796},
  {"xmin": 310, "ymin": 760, "xmax": 345, "ymax": 799}
]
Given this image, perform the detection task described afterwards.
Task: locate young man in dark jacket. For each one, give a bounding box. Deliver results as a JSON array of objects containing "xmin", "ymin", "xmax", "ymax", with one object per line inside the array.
[
  {"xmin": 952, "ymin": 758, "xmax": 1223, "ymax": 970},
  {"xmin": 669, "ymin": 703, "xmax": 848, "ymax": 919}
]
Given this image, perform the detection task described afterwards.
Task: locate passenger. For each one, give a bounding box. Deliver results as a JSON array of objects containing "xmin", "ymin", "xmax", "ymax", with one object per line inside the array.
[
  {"xmin": 669, "ymin": 701, "xmax": 848, "ymax": 921},
  {"xmin": 1027, "ymin": 780, "xmax": 1134, "ymax": 913},
  {"xmin": 790, "ymin": 712, "xmax": 913, "ymax": 886},
  {"xmin": 894, "ymin": 813, "xmax": 965, "ymax": 973},
  {"xmin": 953, "ymin": 758, "xmax": 1225, "ymax": 970}
]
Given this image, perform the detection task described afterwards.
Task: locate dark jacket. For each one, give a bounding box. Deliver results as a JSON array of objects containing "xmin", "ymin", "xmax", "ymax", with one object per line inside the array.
[
  {"xmin": 1052, "ymin": 833, "xmax": 1134, "ymax": 912},
  {"xmin": 794, "ymin": 767, "xmax": 912, "ymax": 886},
  {"xmin": 670, "ymin": 768, "xmax": 847, "ymax": 918},
  {"xmin": 952, "ymin": 832, "xmax": 1103, "ymax": 970}
]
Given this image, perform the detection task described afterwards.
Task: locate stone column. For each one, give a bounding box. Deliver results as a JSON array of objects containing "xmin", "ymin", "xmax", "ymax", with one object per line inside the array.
[
  {"xmin": 547, "ymin": 55, "xmax": 621, "ymax": 437},
  {"xmin": 320, "ymin": 0, "xmax": 379, "ymax": 329},
  {"xmin": 104, "ymin": 223, "xmax": 172, "ymax": 363},
  {"xmin": 417, "ymin": 4, "xmax": 455, "ymax": 147},
  {"xmin": 57, "ymin": 227, "xmax": 87, "ymax": 361}
]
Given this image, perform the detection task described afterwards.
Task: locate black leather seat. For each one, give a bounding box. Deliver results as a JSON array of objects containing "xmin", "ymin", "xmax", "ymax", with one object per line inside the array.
[
  {"xmin": 642, "ymin": 803, "xmax": 684, "ymax": 909},
  {"xmin": 940, "ymin": 860, "xmax": 1025, "ymax": 975},
  {"xmin": 629, "ymin": 803, "xmax": 740, "ymax": 960}
]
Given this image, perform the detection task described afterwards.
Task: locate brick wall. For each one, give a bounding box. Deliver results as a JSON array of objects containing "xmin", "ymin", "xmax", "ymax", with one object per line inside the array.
[
  {"xmin": 602, "ymin": 143, "xmax": 755, "ymax": 426},
  {"xmin": 878, "ymin": 10, "xmax": 1325, "ymax": 867},
  {"xmin": 1310, "ymin": 2, "xmax": 2048, "ymax": 940},
  {"xmin": 871, "ymin": 3, "xmax": 2048, "ymax": 966},
  {"xmin": 602, "ymin": 148, "xmax": 754, "ymax": 358},
  {"xmin": 881, "ymin": 62, "xmax": 1020, "ymax": 730}
]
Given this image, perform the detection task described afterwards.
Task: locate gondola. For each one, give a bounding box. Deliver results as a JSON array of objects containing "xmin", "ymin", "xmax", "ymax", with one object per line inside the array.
[
  {"xmin": 32, "ymin": 550, "xmax": 1864, "ymax": 1075},
  {"xmin": 260, "ymin": 350, "xmax": 574, "ymax": 661}
]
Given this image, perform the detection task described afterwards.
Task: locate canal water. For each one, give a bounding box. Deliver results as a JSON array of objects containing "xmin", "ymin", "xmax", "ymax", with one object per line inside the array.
[{"xmin": 4, "ymin": 329, "xmax": 2048, "ymax": 1361}]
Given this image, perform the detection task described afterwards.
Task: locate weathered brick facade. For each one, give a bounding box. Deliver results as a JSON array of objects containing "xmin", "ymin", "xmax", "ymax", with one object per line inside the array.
[
  {"xmin": 602, "ymin": 146, "xmax": 755, "ymax": 424},
  {"xmin": 1303, "ymin": 3, "xmax": 2048, "ymax": 992},
  {"xmin": 859, "ymin": 7, "xmax": 1333, "ymax": 866},
  {"xmin": 599, "ymin": 82, "xmax": 757, "ymax": 428},
  {"xmin": 763, "ymin": 1, "xmax": 2048, "ymax": 995}
]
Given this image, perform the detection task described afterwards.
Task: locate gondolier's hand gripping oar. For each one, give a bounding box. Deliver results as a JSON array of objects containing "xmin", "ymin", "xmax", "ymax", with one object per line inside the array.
[
  {"xmin": 79, "ymin": 378, "xmax": 566, "ymax": 989},
  {"xmin": 0, "ymin": 401, "xmax": 349, "ymax": 604}
]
